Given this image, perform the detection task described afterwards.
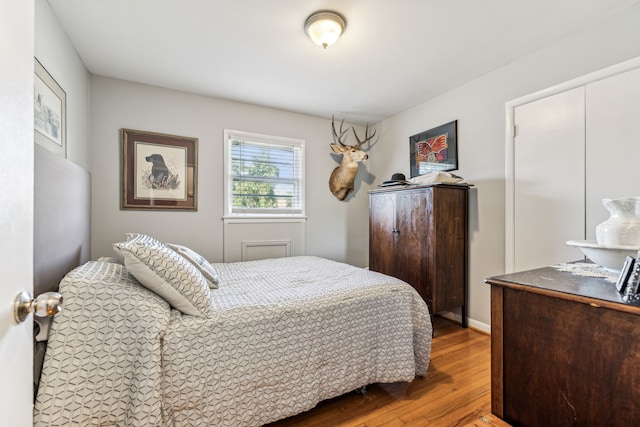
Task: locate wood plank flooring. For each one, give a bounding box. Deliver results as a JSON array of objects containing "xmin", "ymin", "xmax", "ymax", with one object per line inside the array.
[{"xmin": 267, "ymin": 316, "xmax": 491, "ymax": 427}]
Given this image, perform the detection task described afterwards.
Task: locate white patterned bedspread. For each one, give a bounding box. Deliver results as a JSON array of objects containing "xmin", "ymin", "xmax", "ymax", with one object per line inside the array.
[{"xmin": 34, "ymin": 256, "xmax": 432, "ymax": 426}]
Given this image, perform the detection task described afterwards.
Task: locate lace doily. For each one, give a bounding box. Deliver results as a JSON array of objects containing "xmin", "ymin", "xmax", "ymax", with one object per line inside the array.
[{"xmin": 552, "ymin": 262, "xmax": 619, "ymax": 283}]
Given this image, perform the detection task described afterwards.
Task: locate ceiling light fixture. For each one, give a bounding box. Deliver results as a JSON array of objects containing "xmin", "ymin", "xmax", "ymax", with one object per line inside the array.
[{"xmin": 304, "ymin": 11, "xmax": 346, "ymax": 49}]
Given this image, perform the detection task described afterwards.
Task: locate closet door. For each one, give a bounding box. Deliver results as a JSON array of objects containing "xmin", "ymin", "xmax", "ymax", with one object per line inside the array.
[
  {"xmin": 512, "ymin": 87, "xmax": 586, "ymax": 271},
  {"xmin": 586, "ymin": 67, "xmax": 640, "ymax": 239}
]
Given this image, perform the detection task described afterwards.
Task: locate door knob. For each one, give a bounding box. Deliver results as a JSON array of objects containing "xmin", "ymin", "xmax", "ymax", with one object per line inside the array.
[{"xmin": 13, "ymin": 291, "xmax": 63, "ymax": 324}]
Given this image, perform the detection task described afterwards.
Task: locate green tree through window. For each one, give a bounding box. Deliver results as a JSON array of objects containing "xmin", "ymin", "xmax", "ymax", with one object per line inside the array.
[{"xmin": 231, "ymin": 146, "xmax": 280, "ymax": 208}]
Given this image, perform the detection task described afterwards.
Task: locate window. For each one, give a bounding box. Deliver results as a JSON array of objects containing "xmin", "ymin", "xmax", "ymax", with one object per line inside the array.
[{"xmin": 224, "ymin": 130, "xmax": 305, "ymax": 216}]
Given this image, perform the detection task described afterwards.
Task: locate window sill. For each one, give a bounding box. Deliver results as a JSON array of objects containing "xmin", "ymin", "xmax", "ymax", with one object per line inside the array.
[{"xmin": 222, "ymin": 215, "xmax": 307, "ymax": 222}]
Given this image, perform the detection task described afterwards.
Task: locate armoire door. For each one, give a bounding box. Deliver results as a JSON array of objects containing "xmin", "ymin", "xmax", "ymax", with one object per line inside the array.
[
  {"xmin": 394, "ymin": 190, "xmax": 428, "ymax": 295},
  {"xmin": 512, "ymin": 86, "xmax": 586, "ymax": 272},
  {"xmin": 369, "ymin": 192, "xmax": 396, "ymax": 275}
]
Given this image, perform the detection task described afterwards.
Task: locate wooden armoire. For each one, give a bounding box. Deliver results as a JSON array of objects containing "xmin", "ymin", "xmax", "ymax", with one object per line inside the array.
[{"xmin": 368, "ymin": 183, "xmax": 470, "ymax": 327}]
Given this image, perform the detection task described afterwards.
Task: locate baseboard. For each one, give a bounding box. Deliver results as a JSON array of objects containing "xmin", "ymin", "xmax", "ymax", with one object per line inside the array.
[{"xmin": 438, "ymin": 311, "xmax": 491, "ymax": 334}]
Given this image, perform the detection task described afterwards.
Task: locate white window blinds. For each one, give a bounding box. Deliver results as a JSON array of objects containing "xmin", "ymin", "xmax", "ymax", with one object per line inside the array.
[{"xmin": 224, "ymin": 130, "xmax": 305, "ymax": 216}]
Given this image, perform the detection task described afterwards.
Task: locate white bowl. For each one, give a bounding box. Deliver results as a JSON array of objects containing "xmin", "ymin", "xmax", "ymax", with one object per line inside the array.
[{"xmin": 566, "ymin": 240, "xmax": 640, "ymax": 272}]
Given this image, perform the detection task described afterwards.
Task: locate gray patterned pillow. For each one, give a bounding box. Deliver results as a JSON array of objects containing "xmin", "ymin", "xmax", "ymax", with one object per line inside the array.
[
  {"xmin": 166, "ymin": 243, "xmax": 219, "ymax": 289},
  {"xmin": 113, "ymin": 233, "xmax": 214, "ymax": 318},
  {"xmin": 96, "ymin": 256, "xmax": 123, "ymax": 264}
]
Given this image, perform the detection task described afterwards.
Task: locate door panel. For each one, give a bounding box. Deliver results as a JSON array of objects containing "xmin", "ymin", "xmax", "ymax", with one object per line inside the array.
[
  {"xmin": 395, "ymin": 191, "xmax": 427, "ymax": 291},
  {"xmin": 0, "ymin": 0, "xmax": 35, "ymax": 424},
  {"xmin": 586, "ymin": 67, "xmax": 640, "ymax": 239},
  {"xmin": 513, "ymin": 87, "xmax": 586, "ymax": 271},
  {"xmin": 369, "ymin": 193, "xmax": 395, "ymax": 275}
]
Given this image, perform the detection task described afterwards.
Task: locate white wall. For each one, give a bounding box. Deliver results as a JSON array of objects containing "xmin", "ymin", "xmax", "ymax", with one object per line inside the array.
[
  {"xmin": 90, "ymin": 77, "xmax": 371, "ymax": 266},
  {"xmin": 35, "ymin": 0, "xmax": 91, "ymax": 170},
  {"xmin": 36, "ymin": 0, "xmax": 373, "ymax": 275},
  {"xmin": 372, "ymin": 5, "xmax": 640, "ymax": 328}
]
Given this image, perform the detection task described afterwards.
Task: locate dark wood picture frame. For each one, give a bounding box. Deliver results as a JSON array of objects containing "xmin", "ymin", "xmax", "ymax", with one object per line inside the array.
[
  {"xmin": 121, "ymin": 129, "xmax": 198, "ymax": 210},
  {"xmin": 409, "ymin": 120, "xmax": 458, "ymax": 177}
]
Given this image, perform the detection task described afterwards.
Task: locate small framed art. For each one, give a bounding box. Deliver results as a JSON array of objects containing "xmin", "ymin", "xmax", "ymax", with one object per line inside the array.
[
  {"xmin": 34, "ymin": 58, "xmax": 66, "ymax": 157},
  {"xmin": 616, "ymin": 256, "xmax": 635, "ymax": 293},
  {"xmin": 121, "ymin": 129, "xmax": 198, "ymax": 210},
  {"xmin": 409, "ymin": 120, "xmax": 458, "ymax": 177}
]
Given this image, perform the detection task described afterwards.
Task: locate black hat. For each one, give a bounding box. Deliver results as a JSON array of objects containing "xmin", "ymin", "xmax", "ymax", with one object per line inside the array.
[{"xmin": 379, "ymin": 173, "xmax": 410, "ymax": 187}]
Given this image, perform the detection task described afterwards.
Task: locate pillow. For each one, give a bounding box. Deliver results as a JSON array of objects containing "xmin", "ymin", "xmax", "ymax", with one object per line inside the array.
[
  {"xmin": 167, "ymin": 243, "xmax": 219, "ymax": 289},
  {"xmin": 96, "ymin": 256, "xmax": 123, "ymax": 264},
  {"xmin": 113, "ymin": 233, "xmax": 214, "ymax": 318}
]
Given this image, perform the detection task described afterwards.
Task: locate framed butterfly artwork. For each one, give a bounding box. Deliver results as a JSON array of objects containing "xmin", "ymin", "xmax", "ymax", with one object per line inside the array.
[{"xmin": 409, "ymin": 120, "xmax": 458, "ymax": 177}]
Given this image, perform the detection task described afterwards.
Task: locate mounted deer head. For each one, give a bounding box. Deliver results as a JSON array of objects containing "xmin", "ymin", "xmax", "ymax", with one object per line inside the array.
[{"xmin": 329, "ymin": 116, "xmax": 376, "ymax": 201}]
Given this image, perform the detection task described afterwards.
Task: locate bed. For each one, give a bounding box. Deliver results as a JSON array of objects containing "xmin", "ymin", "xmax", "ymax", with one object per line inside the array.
[
  {"xmin": 33, "ymin": 235, "xmax": 431, "ymax": 426},
  {"xmin": 32, "ymin": 147, "xmax": 432, "ymax": 426}
]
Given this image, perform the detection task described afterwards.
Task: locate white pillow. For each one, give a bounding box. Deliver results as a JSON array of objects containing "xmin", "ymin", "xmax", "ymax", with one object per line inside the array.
[
  {"xmin": 113, "ymin": 233, "xmax": 214, "ymax": 318},
  {"xmin": 166, "ymin": 243, "xmax": 219, "ymax": 289}
]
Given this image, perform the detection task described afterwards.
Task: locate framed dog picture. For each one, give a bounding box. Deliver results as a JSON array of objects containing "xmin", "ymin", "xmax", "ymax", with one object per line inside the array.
[{"xmin": 121, "ymin": 129, "xmax": 198, "ymax": 210}]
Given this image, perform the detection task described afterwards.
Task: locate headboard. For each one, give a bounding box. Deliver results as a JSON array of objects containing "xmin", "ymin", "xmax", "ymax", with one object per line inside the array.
[
  {"xmin": 34, "ymin": 144, "xmax": 91, "ymax": 399},
  {"xmin": 34, "ymin": 144, "xmax": 91, "ymax": 295}
]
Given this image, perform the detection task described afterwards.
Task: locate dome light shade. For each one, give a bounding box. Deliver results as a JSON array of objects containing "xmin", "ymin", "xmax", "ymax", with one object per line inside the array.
[{"xmin": 304, "ymin": 11, "xmax": 346, "ymax": 49}]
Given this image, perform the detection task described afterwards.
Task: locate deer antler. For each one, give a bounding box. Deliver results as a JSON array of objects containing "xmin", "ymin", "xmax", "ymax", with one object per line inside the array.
[
  {"xmin": 332, "ymin": 115, "xmax": 377, "ymax": 149},
  {"xmin": 331, "ymin": 115, "xmax": 350, "ymax": 147},
  {"xmin": 352, "ymin": 124, "xmax": 376, "ymax": 148}
]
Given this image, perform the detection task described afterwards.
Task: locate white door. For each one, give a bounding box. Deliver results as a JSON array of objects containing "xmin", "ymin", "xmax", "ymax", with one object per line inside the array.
[
  {"xmin": 586, "ymin": 66, "xmax": 640, "ymax": 238},
  {"xmin": 0, "ymin": 0, "xmax": 35, "ymax": 425},
  {"xmin": 512, "ymin": 87, "xmax": 586, "ymax": 272}
]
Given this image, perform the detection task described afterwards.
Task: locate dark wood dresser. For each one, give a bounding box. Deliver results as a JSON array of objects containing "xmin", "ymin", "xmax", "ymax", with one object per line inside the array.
[
  {"xmin": 485, "ymin": 264, "xmax": 640, "ymax": 426},
  {"xmin": 369, "ymin": 183, "xmax": 470, "ymax": 326}
]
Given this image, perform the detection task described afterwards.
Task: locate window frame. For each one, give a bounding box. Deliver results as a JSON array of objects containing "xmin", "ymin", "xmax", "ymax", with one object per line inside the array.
[{"xmin": 223, "ymin": 129, "xmax": 306, "ymax": 218}]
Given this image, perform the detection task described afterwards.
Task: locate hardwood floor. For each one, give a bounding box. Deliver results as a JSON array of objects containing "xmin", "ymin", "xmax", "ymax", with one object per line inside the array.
[{"xmin": 267, "ymin": 316, "xmax": 491, "ymax": 427}]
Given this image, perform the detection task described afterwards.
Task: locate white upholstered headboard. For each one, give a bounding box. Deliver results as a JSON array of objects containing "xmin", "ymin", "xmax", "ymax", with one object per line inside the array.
[
  {"xmin": 33, "ymin": 144, "xmax": 91, "ymax": 397},
  {"xmin": 34, "ymin": 144, "xmax": 91, "ymax": 295}
]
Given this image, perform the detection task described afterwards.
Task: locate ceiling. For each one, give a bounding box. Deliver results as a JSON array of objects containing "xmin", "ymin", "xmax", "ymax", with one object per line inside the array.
[{"xmin": 48, "ymin": 0, "xmax": 640, "ymax": 123}]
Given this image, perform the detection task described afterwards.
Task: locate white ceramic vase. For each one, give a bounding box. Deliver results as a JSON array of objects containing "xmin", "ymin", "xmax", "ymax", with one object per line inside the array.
[{"xmin": 595, "ymin": 197, "xmax": 640, "ymax": 246}]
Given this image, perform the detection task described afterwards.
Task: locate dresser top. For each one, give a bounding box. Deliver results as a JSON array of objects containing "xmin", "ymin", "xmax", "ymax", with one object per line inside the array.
[
  {"xmin": 368, "ymin": 182, "xmax": 472, "ymax": 194},
  {"xmin": 485, "ymin": 261, "xmax": 640, "ymax": 314}
]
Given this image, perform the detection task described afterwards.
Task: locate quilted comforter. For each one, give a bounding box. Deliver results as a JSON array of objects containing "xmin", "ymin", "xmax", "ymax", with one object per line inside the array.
[{"xmin": 34, "ymin": 256, "xmax": 432, "ymax": 426}]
